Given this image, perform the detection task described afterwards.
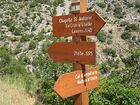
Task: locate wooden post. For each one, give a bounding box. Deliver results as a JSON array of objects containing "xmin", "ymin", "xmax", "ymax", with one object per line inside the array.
[{"xmin": 71, "ymin": 0, "xmax": 89, "ymax": 105}]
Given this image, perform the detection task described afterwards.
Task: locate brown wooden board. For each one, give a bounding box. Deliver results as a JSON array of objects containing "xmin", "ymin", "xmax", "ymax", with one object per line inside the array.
[
  {"xmin": 48, "ymin": 42, "xmax": 96, "ymax": 64},
  {"xmin": 53, "ymin": 66, "xmax": 99, "ymax": 99},
  {"xmin": 52, "ymin": 11, "xmax": 106, "ymax": 37}
]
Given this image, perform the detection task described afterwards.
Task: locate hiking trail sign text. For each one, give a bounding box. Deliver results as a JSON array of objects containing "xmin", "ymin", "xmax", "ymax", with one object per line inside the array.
[
  {"xmin": 53, "ymin": 66, "xmax": 99, "ymax": 99},
  {"xmin": 52, "ymin": 11, "xmax": 106, "ymax": 37},
  {"xmin": 48, "ymin": 42, "xmax": 96, "ymax": 64}
]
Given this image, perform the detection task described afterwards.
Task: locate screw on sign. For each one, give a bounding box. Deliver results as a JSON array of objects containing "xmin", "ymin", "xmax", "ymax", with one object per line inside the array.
[
  {"xmin": 53, "ymin": 66, "xmax": 99, "ymax": 99},
  {"xmin": 48, "ymin": 42, "xmax": 96, "ymax": 64},
  {"xmin": 52, "ymin": 11, "xmax": 106, "ymax": 37}
]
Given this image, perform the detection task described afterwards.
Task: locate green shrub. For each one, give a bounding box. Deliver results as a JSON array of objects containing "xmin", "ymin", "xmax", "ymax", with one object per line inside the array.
[
  {"xmin": 14, "ymin": 44, "xmax": 22, "ymax": 54},
  {"xmin": 103, "ymin": 48, "xmax": 117, "ymax": 57},
  {"xmin": 0, "ymin": 35, "xmax": 5, "ymax": 40},
  {"xmin": 106, "ymin": 35, "xmax": 113, "ymax": 45},
  {"xmin": 32, "ymin": 14, "xmax": 37, "ymax": 21},
  {"xmin": 9, "ymin": 5, "xmax": 19, "ymax": 15},
  {"xmin": 37, "ymin": 17, "xmax": 43, "ymax": 23},
  {"xmin": 9, "ymin": 36, "xmax": 19, "ymax": 42},
  {"xmin": 99, "ymin": 61, "xmax": 111, "ymax": 75},
  {"xmin": 90, "ymin": 78, "xmax": 140, "ymax": 105},
  {"xmin": 121, "ymin": 31, "xmax": 132, "ymax": 40},
  {"xmin": 14, "ymin": 27, "xmax": 23, "ymax": 36},
  {"xmin": 138, "ymin": 8, "xmax": 140, "ymax": 13},
  {"xmin": 97, "ymin": 30, "xmax": 107, "ymax": 42},
  {"xmin": 0, "ymin": 59, "xmax": 26, "ymax": 76},
  {"xmin": 107, "ymin": 39, "xmax": 113, "ymax": 45},
  {"xmin": 33, "ymin": 0, "xmax": 50, "ymax": 4},
  {"xmin": 135, "ymin": 0, "xmax": 140, "ymax": 8},
  {"xmin": 33, "ymin": 30, "xmax": 45, "ymax": 42},
  {"xmin": 42, "ymin": 41, "xmax": 52, "ymax": 54},
  {"xmin": 30, "ymin": 1, "xmax": 37, "ymax": 8},
  {"xmin": 25, "ymin": 74, "xmax": 37, "ymax": 94},
  {"xmin": 120, "ymin": 21, "xmax": 129, "ymax": 27},
  {"xmin": 14, "ymin": 0, "xmax": 26, "ymax": 2},
  {"xmin": 122, "ymin": 49, "xmax": 140, "ymax": 67},
  {"xmin": 113, "ymin": 6, "xmax": 125, "ymax": 18},
  {"xmin": 29, "ymin": 40, "xmax": 37, "ymax": 50},
  {"xmin": 26, "ymin": 12, "xmax": 30, "ymax": 17},
  {"xmin": 3, "ymin": 19, "xmax": 13, "ymax": 27},
  {"xmin": 22, "ymin": 21, "xmax": 31, "ymax": 28},
  {"xmin": 114, "ymin": 12, "xmax": 125, "ymax": 19},
  {"xmin": 53, "ymin": 0, "xmax": 64, "ymax": 7},
  {"xmin": 107, "ymin": 4, "xmax": 111, "ymax": 11},
  {"xmin": 107, "ymin": 35, "xmax": 113, "ymax": 39},
  {"xmin": 32, "ymin": 53, "xmax": 72, "ymax": 104},
  {"xmin": 0, "ymin": 47, "xmax": 12, "ymax": 68},
  {"xmin": 125, "ymin": 23, "xmax": 139, "ymax": 32},
  {"xmin": 121, "ymin": 49, "xmax": 140, "ymax": 85},
  {"xmin": 60, "ymin": 3, "xmax": 64, "ymax": 7},
  {"xmin": 127, "ymin": 2, "xmax": 134, "ymax": 8},
  {"xmin": 97, "ymin": 2, "xmax": 106, "ymax": 8},
  {"xmin": 108, "ymin": 30, "xmax": 113, "ymax": 34},
  {"xmin": 114, "ymin": 6, "xmax": 122, "ymax": 13},
  {"xmin": 98, "ymin": 65, "xmax": 140, "ymax": 104},
  {"xmin": 107, "ymin": 59, "xmax": 119, "ymax": 69},
  {"xmin": 9, "ymin": 25, "xmax": 15, "ymax": 32},
  {"xmin": 135, "ymin": 0, "xmax": 140, "ymax": 13},
  {"xmin": 19, "ymin": 53, "xmax": 30, "ymax": 65},
  {"xmin": 50, "ymin": 7, "xmax": 57, "ymax": 16},
  {"xmin": 0, "ymin": 47, "xmax": 26, "ymax": 76},
  {"xmin": 31, "ymin": 25, "xmax": 36, "ymax": 31},
  {"xmin": 57, "ymin": 0, "xmax": 64, "ymax": 4},
  {"xmin": 20, "ymin": 35, "xmax": 30, "ymax": 42},
  {"xmin": 29, "ymin": 0, "xmax": 64, "ymax": 8}
]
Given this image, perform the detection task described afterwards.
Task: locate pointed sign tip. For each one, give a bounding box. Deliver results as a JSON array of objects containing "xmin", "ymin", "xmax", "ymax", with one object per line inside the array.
[
  {"xmin": 52, "ymin": 11, "xmax": 106, "ymax": 36},
  {"xmin": 53, "ymin": 67, "xmax": 99, "ymax": 98}
]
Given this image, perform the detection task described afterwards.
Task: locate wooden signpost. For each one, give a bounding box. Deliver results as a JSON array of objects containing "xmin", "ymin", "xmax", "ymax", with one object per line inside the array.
[
  {"xmin": 48, "ymin": 0, "xmax": 106, "ymax": 105},
  {"xmin": 53, "ymin": 12, "xmax": 106, "ymax": 37},
  {"xmin": 48, "ymin": 42, "xmax": 96, "ymax": 64},
  {"xmin": 54, "ymin": 66, "xmax": 99, "ymax": 99}
]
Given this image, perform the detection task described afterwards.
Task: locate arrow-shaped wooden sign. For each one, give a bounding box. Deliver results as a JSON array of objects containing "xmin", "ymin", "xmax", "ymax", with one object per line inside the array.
[
  {"xmin": 53, "ymin": 66, "xmax": 99, "ymax": 99},
  {"xmin": 48, "ymin": 42, "xmax": 96, "ymax": 64},
  {"xmin": 52, "ymin": 11, "xmax": 106, "ymax": 37}
]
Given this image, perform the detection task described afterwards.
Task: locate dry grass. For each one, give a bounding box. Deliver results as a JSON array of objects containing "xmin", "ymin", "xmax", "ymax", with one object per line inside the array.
[{"xmin": 0, "ymin": 80, "xmax": 35, "ymax": 105}]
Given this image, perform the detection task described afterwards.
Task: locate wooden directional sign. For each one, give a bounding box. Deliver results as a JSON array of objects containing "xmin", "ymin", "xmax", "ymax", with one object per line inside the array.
[
  {"xmin": 48, "ymin": 42, "xmax": 96, "ymax": 64},
  {"xmin": 53, "ymin": 66, "xmax": 99, "ymax": 99},
  {"xmin": 52, "ymin": 11, "xmax": 106, "ymax": 37}
]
